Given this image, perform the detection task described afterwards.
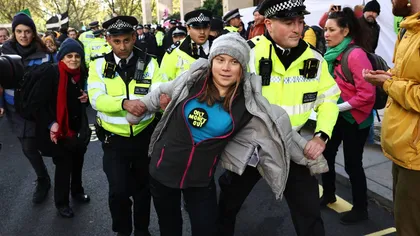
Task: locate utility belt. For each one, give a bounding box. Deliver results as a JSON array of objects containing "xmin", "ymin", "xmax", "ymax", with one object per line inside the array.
[{"xmin": 94, "ymin": 121, "xmax": 113, "ymax": 144}]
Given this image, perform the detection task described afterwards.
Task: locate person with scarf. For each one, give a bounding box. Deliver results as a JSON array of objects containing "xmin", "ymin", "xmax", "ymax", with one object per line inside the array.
[
  {"xmin": 0, "ymin": 12, "xmax": 53, "ymax": 204},
  {"xmin": 126, "ymin": 33, "xmax": 328, "ymax": 236},
  {"xmin": 37, "ymin": 38, "xmax": 90, "ymax": 218},
  {"xmin": 321, "ymin": 7, "xmax": 376, "ymax": 225}
]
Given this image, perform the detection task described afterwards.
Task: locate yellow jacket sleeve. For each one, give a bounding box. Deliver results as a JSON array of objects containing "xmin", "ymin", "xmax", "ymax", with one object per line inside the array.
[
  {"xmin": 303, "ymin": 28, "xmax": 317, "ymax": 48},
  {"xmin": 87, "ymin": 59, "xmax": 125, "ymax": 113},
  {"xmin": 313, "ymin": 60, "xmax": 341, "ymax": 137},
  {"xmin": 384, "ymin": 78, "xmax": 420, "ymax": 113},
  {"xmin": 159, "ymin": 52, "xmax": 176, "ymax": 82}
]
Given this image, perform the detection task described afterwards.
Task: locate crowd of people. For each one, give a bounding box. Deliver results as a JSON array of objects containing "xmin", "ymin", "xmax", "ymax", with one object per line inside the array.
[{"xmin": 0, "ymin": 0, "xmax": 419, "ymax": 235}]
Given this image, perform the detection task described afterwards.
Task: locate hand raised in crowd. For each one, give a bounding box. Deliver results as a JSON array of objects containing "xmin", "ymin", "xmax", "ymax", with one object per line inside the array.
[
  {"xmin": 123, "ymin": 99, "xmax": 147, "ymax": 117},
  {"xmin": 159, "ymin": 94, "xmax": 171, "ymax": 110},
  {"xmin": 50, "ymin": 122, "xmax": 60, "ymax": 144},
  {"xmin": 363, "ymin": 69, "xmax": 392, "ymax": 87},
  {"xmin": 328, "ymin": 4, "xmax": 340, "ymax": 13},
  {"xmin": 78, "ymin": 90, "xmax": 89, "ymax": 103},
  {"xmin": 304, "ymin": 136, "xmax": 326, "ymax": 160}
]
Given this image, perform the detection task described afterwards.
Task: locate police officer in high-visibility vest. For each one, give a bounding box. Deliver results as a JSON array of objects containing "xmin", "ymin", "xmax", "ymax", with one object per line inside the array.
[
  {"xmin": 218, "ymin": 0, "xmax": 341, "ymax": 236},
  {"xmin": 84, "ymin": 29, "xmax": 111, "ymax": 67},
  {"xmin": 221, "ymin": 8, "xmax": 242, "ymax": 34},
  {"xmin": 78, "ymin": 21, "xmax": 99, "ymax": 46},
  {"xmin": 159, "ymin": 9, "xmax": 213, "ymax": 82},
  {"xmin": 87, "ymin": 16, "xmax": 162, "ymax": 236}
]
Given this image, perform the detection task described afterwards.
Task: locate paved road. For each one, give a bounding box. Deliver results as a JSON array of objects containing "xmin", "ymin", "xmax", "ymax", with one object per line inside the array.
[{"xmin": 0, "ymin": 109, "xmax": 396, "ymax": 236}]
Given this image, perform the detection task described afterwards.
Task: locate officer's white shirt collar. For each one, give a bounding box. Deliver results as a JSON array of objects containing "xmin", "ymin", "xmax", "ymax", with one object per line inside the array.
[
  {"xmin": 275, "ymin": 44, "xmax": 291, "ymax": 56},
  {"xmin": 192, "ymin": 39, "xmax": 210, "ymax": 55},
  {"xmin": 114, "ymin": 52, "xmax": 134, "ymax": 66}
]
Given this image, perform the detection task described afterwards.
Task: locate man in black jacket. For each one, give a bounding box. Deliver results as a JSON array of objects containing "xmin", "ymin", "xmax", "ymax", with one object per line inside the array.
[{"xmin": 359, "ymin": 0, "xmax": 381, "ymax": 53}]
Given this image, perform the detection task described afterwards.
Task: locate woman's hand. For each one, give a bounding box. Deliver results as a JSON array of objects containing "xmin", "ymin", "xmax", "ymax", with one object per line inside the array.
[
  {"xmin": 363, "ymin": 69, "xmax": 392, "ymax": 87},
  {"xmin": 78, "ymin": 90, "xmax": 89, "ymax": 103},
  {"xmin": 50, "ymin": 122, "xmax": 59, "ymax": 144}
]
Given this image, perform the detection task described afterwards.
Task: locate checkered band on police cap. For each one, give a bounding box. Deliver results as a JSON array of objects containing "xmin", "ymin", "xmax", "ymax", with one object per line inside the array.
[
  {"xmin": 186, "ymin": 13, "xmax": 211, "ymax": 26},
  {"xmin": 108, "ymin": 19, "xmax": 134, "ymax": 30},
  {"xmin": 264, "ymin": 0, "xmax": 304, "ymax": 18}
]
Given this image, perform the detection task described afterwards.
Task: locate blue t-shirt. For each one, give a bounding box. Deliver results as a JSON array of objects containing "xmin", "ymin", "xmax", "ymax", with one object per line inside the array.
[{"xmin": 184, "ymin": 98, "xmax": 233, "ymax": 143}]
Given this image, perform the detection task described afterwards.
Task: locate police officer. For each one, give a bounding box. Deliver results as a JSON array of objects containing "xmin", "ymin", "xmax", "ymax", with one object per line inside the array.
[
  {"xmin": 84, "ymin": 29, "xmax": 111, "ymax": 67},
  {"xmin": 143, "ymin": 24, "xmax": 151, "ymax": 34},
  {"xmin": 87, "ymin": 16, "xmax": 162, "ymax": 236},
  {"xmin": 221, "ymin": 8, "xmax": 243, "ymax": 34},
  {"xmin": 135, "ymin": 24, "xmax": 158, "ymax": 56},
  {"xmin": 171, "ymin": 26, "xmax": 187, "ymax": 43},
  {"xmin": 162, "ymin": 19, "xmax": 178, "ymax": 51},
  {"xmin": 159, "ymin": 9, "xmax": 213, "ymax": 82},
  {"xmin": 218, "ymin": 0, "xmax": 341, "ymax": 236},
  {"xmin": 209, "ymin": 17, "xmax": 224, "ymax": 38},
  {"xmin": 78, "ymin": 21, "xmax": 99, "ymax": 46}
]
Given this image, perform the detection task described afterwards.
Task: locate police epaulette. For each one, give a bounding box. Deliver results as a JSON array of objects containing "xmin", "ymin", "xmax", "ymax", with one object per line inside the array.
[
  {"xmin": 309, "ymin": 44, "xmax": 323, "ymax": 56},
  {"xmin": 91, "ymin": 54, "xmax": 106, "ymax": 61},
  {"xmin": 247, "ymin": 40, "xmax": 256, "ymax": 49},
  {"xmin": 167, "ymin": 41, "xmax": 181, "ymax": 54}
]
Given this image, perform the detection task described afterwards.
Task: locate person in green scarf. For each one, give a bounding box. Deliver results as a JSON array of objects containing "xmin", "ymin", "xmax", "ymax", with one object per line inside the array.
[{"xmin": 320, "ymin": 7, "xmax": 377, "ymax": 225}]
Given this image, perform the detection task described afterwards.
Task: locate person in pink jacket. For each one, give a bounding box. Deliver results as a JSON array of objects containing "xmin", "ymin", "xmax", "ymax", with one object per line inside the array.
[{"xmin": 320, "ymin": 7, "xmax": 376, "ymax": 225}]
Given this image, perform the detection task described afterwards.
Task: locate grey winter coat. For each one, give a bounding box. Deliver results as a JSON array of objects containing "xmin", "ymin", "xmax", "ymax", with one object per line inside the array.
[{"xmin": 128, "ymin": 58, "xmax": 328, "ymax": 199}]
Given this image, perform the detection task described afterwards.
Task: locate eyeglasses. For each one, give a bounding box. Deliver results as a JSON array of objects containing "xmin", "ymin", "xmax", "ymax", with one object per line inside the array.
[{"xmin": 65, "ymin": 54, "xmax": 81, "ymax": 59}]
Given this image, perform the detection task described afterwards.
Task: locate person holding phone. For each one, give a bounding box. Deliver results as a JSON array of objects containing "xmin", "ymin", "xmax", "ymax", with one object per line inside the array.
[{"xmin": 319, "ymin": 4, "xmax": 342, "ymax": 28}]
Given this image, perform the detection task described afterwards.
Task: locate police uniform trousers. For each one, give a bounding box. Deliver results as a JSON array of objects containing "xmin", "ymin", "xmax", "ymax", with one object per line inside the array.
[
  {"xmin": 102, "ymin": 124, "xmax": 154, "ymax": 235},
  {"xmin": 218, "ymin": 161, "xmax": 325, "ymax": 236}
]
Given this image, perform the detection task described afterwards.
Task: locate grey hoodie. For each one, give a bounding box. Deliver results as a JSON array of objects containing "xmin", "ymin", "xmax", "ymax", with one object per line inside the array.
[{"xmin": 127, "ymin": 58, "xmax": 328, "ymax": 199}]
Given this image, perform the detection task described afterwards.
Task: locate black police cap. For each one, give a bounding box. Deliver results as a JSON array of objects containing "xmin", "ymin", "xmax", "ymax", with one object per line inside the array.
[
  {"xmin": 102, "ymin": 16, "xmax": 138, "ymax": 36},
  {"xmin": 210, "ymin": 18, "xmax": 224, "ymax": 31},
  {"xmin": 259, "ymin": 0, "xmax": 310, "ymax": 19},
  {"xmin": 172, "ymin": 26, "xmax": 187, "ymax": 37},
  {"xmin": 89, "ymin": 21, "xmax": 99, "ymax": 28},
  {"xmin": 169, "ymin": 19, "xmax": 178, "ymax": 25},
  {"xmin": 184, "ymin": 9, "xmax": 212, "ymax": 28},
  {"xmin": 136, "ymin": 24, "xmax": 144, "ymax": 30},
  {"xmin": 222, "ymin": 8, "xmax": 242, "ymax": 22}
]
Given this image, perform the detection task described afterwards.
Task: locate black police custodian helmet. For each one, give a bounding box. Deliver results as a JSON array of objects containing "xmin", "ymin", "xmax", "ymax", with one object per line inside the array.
[
  {"xmin": 184, "ymin": 9, "xmax": 212, "ymax": 28},
  {"xmin": 102, "ymin": 16, "xmax": 138, "ymax": 36},
  {"xmin": 259, "ymin": 0, "xmax": 310, "ymax": 19}
]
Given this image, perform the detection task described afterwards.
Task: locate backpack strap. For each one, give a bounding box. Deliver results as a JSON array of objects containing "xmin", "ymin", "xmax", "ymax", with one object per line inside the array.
[{"xmin": 339, "ymin": 45, "xmax": 359, "ymax": 85}]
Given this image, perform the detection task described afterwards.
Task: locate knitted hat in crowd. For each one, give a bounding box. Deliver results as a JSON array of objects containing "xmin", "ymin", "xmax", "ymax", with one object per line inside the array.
[
  {"xmin": 12, "ymin": 13, "xmax": 36, "ymax": 33},
  {"xmin": 364, "ymin": 0, "xmax": 381, "ymax": 15},
  {"xmin": 57, "ymin": 38, "xmax": 84, "ymax": 61},
  {"xmin": 208, "ymin": 33, "xmax": 250, "ymax": 76}
]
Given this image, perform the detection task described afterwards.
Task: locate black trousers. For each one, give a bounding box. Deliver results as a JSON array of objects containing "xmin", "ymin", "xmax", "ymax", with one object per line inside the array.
[
  {"xmin": 19, "ymin": 137, "xmax": 49, "ymax": 179},
  {"xmin": 52, "ymin": 147, "xmax": 85, "ymax": 207},
  {"xmin": 102, "ymin": 126, "xmax": 153, "ymax": 235},
  {"xmin": 321, "ymin": 116, "xmax": 370, "ymax": 210},
  {"xmin": 218, "ymin": 161, "xmax": 325, "ymax": 236},
  {"xmin": 150, "ymin": 176, "xmax": 218, "ymax": 236}
]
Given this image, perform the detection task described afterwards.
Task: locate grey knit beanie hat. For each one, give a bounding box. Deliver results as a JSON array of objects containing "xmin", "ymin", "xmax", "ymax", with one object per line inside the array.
[{"xmin": 208, "ymin": 33, "xmax": 250, "ymax": 76}]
